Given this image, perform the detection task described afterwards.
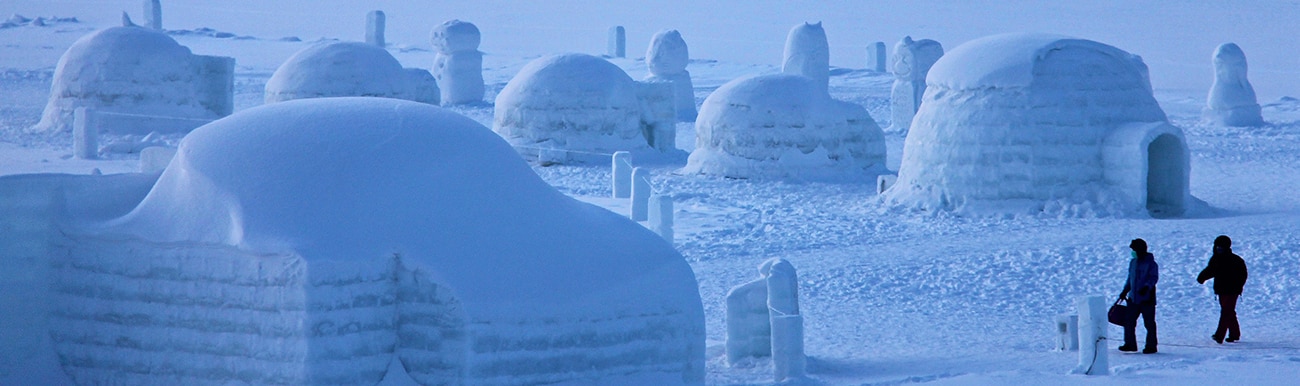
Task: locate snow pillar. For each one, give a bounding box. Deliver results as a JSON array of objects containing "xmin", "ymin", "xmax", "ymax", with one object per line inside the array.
[
  {"xmin": 646, "ymin": 29, "xmax": 697, "ymax": 122},
  {"xmin": 612, "ymin": 151, "xmax": 631, "ymax": 198},
  {"xmin": 366, "ymin": 10, "xmax": 386, "ymax": 47},
  {"xmin": 1056, "ymin": 314, "xmax": 1079, "ymax": 351},
  {"xmin": 1204, "ymin": 43, "xmax": 1264, "ymax": 127},
  {"xmin": 767, "ymin": 259, "xmax": 804, "ymax": 381},
  {"xmin": 1072, "ymin": 295, "xmax": 1109, "ymax": 375},
  {"xmin": 143, "ymin": 0, "xmax": 162, "ymax": 30},
  {"xmin": 725, "ymin": 276, "xmax": 771, "ymax": 363},
  {"xmin": 867, "ymin": 41, "xmax": 887, "ymax": 72},
  {"xmin": 73, "ymin": 107, "xmax": 98, "ymax": 159},
  {"xmin": 782, "ymin": 22, "xmax": 830, "ymax": 95},
  {"xmin": 431, "ymin": 20, "xmax": 485, "ymax": 105},
  {"xmin": 889, "ymin": 36, "xmax": 943, "ymax": 133},
  {"xmin": 608, "ymin": 26, "xmax": 626, "ymax": 58},
  {"xmin": 649, "ymin": 194, "xmax": 673, "ymax": 242},
  {"xmin": 630, "ymin": 167, "xmax": 650, "ymax": 221}
]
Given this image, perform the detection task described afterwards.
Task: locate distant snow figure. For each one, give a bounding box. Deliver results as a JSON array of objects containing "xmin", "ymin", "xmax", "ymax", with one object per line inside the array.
[
  {"xmin": 884, "ymin": 33, "xmax": 1195, "ymax": 217},
  {"xmin": 888, "ymin": 36, "xmax": 943, "ymax": 133},
  {"xmin": 608, "ymin": 25, "xmax": 626, "ymax": 58},
  {"xmin": 1203, "ymin": 43, "xmax": 1265, "ymax": 127},
  {"xmin": 431, "ymin": 19, "xmax": 485, "ymax": 105},
  {"xmin": 494, "ymin": 53, "xmax": 676, "ymax": 161},
  {"xmin": 31, "ymin": 27, "xmax": 233, "ymax": 134},
  {"xmin": 645, "ymin": 29, "xmax": 697, "ymax": 122},
  {"xmin": 867, "ymin": 41, "xmax": 887, "ymax": 72},
  {"xmin": 265, "ymin": 41, "xmax": 438, "ymax": 105},
  {"xmin": 143, "ymin": 0, "xmax": 161, "ymax": 30},
  {"xmin": 365, "ymin": 10, "xmax": 385, "ymax": 47},
  {"xmin": 782, "ymin": 22, "xmax": 830, "ymax": 95}
]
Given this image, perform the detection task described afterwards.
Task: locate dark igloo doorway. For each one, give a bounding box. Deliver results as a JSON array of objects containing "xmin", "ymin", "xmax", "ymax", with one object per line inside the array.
[{"xmin": 1146, "ymin": 133, "xmax": 1187, "ymax": 217}]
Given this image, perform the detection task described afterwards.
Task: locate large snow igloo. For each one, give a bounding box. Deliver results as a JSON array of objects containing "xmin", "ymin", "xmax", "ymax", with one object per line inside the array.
[
  {"xmin": 26, "ymin": 98, "xmax": 705, "ymax": 385},
  {"xmin": 682, "ymin": 74, "xmax": 886, "ymax": 180},
  {"xmin": 493, "ymin": 53, "xmax": 676, "ymax": 160},
  {"xmin": 884, "ymin": 33, "xmax": 1193, "ymax": 217},
  {"xmin": 30, "ymin": 26, "xmax": 234, "ymax": 133},
  {"xmin": 265, "ymin": 41, "xmax": 439, "ymax": 105}
]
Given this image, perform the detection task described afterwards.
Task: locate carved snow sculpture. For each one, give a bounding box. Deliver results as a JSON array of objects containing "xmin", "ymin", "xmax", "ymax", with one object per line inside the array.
[
  {"xmin": 888, "ymin": 36, "xmax": 943, "ymax": 133},
  {"xmin": 884, "ymin": 33, "xmax": 1194, "ymax": 217},
  {"xmin": 431, "ymin": 19, "xmax": 485, "ymax": 105},
  {"xmin": 31, "ymin": 27, "xmax": 233, "ymax": 134},
  {"xmin": 725, "ymin": 258, "xmax": 805, "ymax": 382},
  {"xmin": 6, "ymin": 97, "xmax": 706, "ymax": 385},
  {"xmin": 782, "ymin": 22, "xmax": 830, "ymax": 95},
  {"xmin": 645, "ymin": 29, "xmax": 697, "ymax": 122},
  {"xmin": 494, "ymin": 53, "xmax": 675, "ymax": 162},
  {"xmin": 1203, "ymin": 43, "xmax": 1264, "ymax": 127},
  {"xmin": 265, "ymin": 41, "xmax": 438, "ymax": 105}
]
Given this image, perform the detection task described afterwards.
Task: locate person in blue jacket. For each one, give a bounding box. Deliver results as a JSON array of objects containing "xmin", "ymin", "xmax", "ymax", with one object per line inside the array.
[{"xmin": 1118, "ymin": 238, "xmax": 1159, "ymax": 354}]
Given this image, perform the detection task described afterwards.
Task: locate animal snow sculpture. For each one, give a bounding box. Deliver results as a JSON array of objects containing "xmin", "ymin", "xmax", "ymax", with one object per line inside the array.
[
  {"xmin": 265, "ymin": 41, "xmax": 438, "ymax": 105},
  {"xmin": 431, "ymin": 19, "xmax": 485, "ymax": 105},
  {"xmin": 9, "ymin": 98, "xmax": 705, "ymax": 385},
  {"xmin": 782, "ymin": 22, "xmax": 830, "ymax": 95},
  {"xmin": 646, "ymin": 29, "xmax": 697, "ymax": 122},
  {"xmin": 1203, "ymin": 43, "xmax": 1265, "ymax": 127},
  {"xmin": 494, "ymin": 53, "xmax": 676, "ymax": 161},
  {"xmin": 888, "ymin": 36, "xmax": 943, "ymax": 133},
  {"xmin": 885, "ymin": 33, "xmax": 1194, "ymax": 217},
  {"xmin": 31, "ymin": 26, "xmax": 233, "ymax": 134}
]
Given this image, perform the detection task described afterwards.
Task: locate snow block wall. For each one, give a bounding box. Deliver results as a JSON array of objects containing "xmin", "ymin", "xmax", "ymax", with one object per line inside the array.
[
  {"xmin": 494, "ymin": 53, "xmax": 677, "ymax": 161},
  {"xmin": 885, "ymin": 33, "xmax": 1193, "ymax": 217},
  {"xmin": 265, "ymin": 41, "xmax": 437, "ymax": 105},
  {"xmin": 26, "ymin": 98, "xmax": 705, "ymax": 385},
  {"xmin": 1204, "ymin": 43, "xmax": 1264, "ymax": 127},
  {"xmin": 31, "ymin": 27, "xmax": 234, "ymax": 134}
]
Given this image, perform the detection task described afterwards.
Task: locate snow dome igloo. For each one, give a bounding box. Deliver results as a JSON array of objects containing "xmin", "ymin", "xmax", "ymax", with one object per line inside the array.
[
  {"xmin": 493, "ymin": 53, "xmax": 675, "ymax": 160},
  {"xmin": 884, "ymin": 33, "xmax": 1193, "ymax": 217},
  {"xmin": 40, "ymin": 98, "xmax": 704, "ymax": 385},
  {"xmin": 31, "ymin": 26, "xmax": 234, "ymax": 133},
  {"xmin": 265, "ymin": 41, "xmax": 438, "ymax": 105}
]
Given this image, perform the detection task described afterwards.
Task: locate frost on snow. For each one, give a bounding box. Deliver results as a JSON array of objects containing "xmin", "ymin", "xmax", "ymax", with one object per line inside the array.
[
  {"xmin": 683, "ymin": 23, "xmax": 886, "ymax": 181},
  {"xmin": 265, "ymin": 41, "xmax": 439, "ymax": 105},
  {"xmin": 494, "ymin": 53, "xmax": 676, "ymax": 161},
  {"xmin": 430, "ymin": 20, "xmax": 484, "ymax": 106},
  {"xmin": 30, "ymin": 26, "xmax": 234, "ymax": 134},
  {"xmin": 1203, "ymin": 43, "xmax": 1264, "ymax": 127},
  {"xmin": 884, "ymin": 33, "xmax": 1194, "ymax": 217},
  {"xmin": 3, "ymin": 98, "xmax": 705, "ymax": 385}
]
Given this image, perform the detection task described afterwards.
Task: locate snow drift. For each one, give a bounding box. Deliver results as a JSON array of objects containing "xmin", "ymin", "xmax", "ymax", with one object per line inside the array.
[
  {"xmin": 24, "ymin": 97, "xmax": 704, "ymax": 385},
  {"xmin": 885, "ymin": 33, "xmax": 1193, "ymax": 217}
]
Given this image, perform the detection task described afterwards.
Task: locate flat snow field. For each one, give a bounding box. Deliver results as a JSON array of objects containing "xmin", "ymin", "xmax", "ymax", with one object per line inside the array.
[{"xmin": 3, "ymin": 1, "xmax": 1300, "ymax": 385}]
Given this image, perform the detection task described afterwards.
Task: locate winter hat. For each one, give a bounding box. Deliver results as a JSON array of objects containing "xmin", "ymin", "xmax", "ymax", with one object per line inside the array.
[
  {"xmin": 1129, "ymin": 238, "xmax": 1148, "ymax": 253},
  {"xmin": 1215, "ymin": 235, "xmax": 1232, "ymax": 248}
]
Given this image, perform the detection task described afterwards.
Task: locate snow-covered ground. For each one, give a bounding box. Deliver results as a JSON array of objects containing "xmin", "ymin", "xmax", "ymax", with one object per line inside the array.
[{"xmin": 3, "ymin": 1, "xmax": 1299, "ymax": 384}]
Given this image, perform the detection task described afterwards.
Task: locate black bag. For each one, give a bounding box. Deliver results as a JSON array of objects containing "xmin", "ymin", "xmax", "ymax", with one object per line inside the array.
[{"xmin": 1107, "ymin": 298, "xmax": 1128, "ymax": 326}]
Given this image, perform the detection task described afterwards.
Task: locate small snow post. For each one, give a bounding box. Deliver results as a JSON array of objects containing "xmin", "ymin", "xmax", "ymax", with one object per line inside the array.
[
  {"xmin": 366, "ymin": 10, "xmax": 385, "ymax": 47},
  {"xmin": 867, "ymin": 41, "xmax": 887, "ymax": 72},
  {"xmin": 1071, "ymin": 295, "xmax": 1109, "ymax": 375},
  {"xmin": 1055, "ymin": 313, "xmax": 1079, "ymax": 351},
  {"xmin": 725, "ymin": 258, "xmax": 806, "ymax": 382},
  {"xmin": 612, "ymin": 151, "xmax": 632, "ymax": 198},
  {"xmin": 631, "ymin": 167, "xmax": 650, "ymax": 221}
]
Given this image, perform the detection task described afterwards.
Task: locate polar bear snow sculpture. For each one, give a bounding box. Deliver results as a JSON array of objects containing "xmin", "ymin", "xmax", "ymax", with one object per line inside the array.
[
  {"xmin": 884, "ymin": 33, "xmax": 1194, "ymax": 217},
  {"xmin": 1203, "ymin": 43, "xmax": 1265, "ymax": 127},
  {"xmin": 3, "ymin": 98, "xmax": 705, "ymax": 385}
]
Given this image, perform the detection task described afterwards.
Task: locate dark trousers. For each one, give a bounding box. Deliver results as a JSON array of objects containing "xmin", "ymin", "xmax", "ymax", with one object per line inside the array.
[
  {"xmin": 1123, "ymin": 302, "xmax": 1157, "ymax": 349},
  {"xmin": 1216, "ymin": 294, "xmax": 1241, "ymax": 340}
]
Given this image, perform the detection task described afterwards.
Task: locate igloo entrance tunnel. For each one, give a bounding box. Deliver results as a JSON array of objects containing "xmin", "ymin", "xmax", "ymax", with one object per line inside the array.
[{"xmin": 884, "ymin": 33, "xmax": 1193, "ymax": 217}]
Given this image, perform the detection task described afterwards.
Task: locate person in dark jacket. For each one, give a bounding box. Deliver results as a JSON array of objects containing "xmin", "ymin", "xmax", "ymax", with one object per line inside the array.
[
  {"xmin": 1118, "ymin": 238, "xmax": 1158, "ymax": 354},
  {"xmin": 1197, "ymin": 235, "xmax": 1248, "ymax": 344}
]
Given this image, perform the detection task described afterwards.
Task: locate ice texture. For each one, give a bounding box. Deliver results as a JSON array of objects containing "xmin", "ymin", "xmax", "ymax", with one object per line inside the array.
[
  {"xmin": 1203, "ymin": 43, "xmax": 1264, "ymax": 127},
  {"xmin": 885, "ymin": 33, "xmax": 1193, "ymax": 217}
]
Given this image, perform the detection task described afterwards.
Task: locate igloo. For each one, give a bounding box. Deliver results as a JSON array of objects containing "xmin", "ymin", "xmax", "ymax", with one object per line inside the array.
[
  {"xmin": 265, "ymin": 41, "xmax": 439, "ymax": 105},
  {"xmin": 885, "ymin": 33, "xmax": 1193, "ymax": 217},
  {"xmin": 1, "ymin": 98, "xmax": 705, "ymax": 385},
  {"xmin": 683, "ymin": 23, "xmax": 886, "ymax": 180},
  {"xmin": 494, "ymin": 53, "xmax": 676, "ymax": 160},
  {"xmin": 31, "ymin": 26, "xmax": 234, "ymax": 134}
]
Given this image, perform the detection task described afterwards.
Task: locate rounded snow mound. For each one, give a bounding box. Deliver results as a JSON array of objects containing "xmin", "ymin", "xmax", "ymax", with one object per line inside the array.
[
  {"xmin": 683, "ymin": 73, "xmax": 886, "ymax": 180},
  {"xmin": 887, "ymin": 33, "xmax": 1189, "ymax": 216},
  {"xmin": 107, "ymin": 97, "xmax": 698, "ymax": 305},
  {"xmin": 31, "ymin": 26, "xmax": 217, "ymax": 133},
  {"xmin": 265, "ymin": 42, "xmax": 410, "ymax": 103},
  {"xmin": 493, "ymin": 53, "xmax": 650, "ymax": 153}
]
